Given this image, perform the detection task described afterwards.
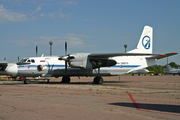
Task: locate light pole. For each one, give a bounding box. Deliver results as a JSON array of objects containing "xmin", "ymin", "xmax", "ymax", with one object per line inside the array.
[
  {"xmin": 49, "ymin": 41, "xmax": 53, "ymax": 56},
  {"xmin": 36, "ymin": 46, "xmax": 38, "ymax": 57},
  {"xmin": 124, "ymin": 44, "xmax": 127, "ymax": 53}
]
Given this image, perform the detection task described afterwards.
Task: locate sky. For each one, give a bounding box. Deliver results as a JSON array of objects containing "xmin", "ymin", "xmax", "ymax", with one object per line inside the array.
[{"xmin": 0, "ymin": 0, "xmax": 180, "ymax": 65}]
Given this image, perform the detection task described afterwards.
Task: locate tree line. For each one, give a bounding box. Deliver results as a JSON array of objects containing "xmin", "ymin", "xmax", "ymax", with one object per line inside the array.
[{"xmin": 146, "ymin": 62, "xmax": 179, "ymax": 75}]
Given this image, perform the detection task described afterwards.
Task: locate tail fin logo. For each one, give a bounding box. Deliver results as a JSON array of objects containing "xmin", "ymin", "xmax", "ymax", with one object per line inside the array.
[{"xmin": 142, "ymin": 36, "xmax": 150, "ymax": 49}]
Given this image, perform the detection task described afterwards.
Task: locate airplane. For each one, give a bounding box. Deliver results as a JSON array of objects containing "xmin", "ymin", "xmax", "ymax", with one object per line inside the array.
[
  {"xmin": 5, "ymin": 26, "xmax": 177, "ymax": 84},
  {"xmin": 130, "ymin": 69, "xmax": 149, "ymax": 76},
  {"xmin": 166, "ymin": 65, "xmax": 180, "ymax": 75}
]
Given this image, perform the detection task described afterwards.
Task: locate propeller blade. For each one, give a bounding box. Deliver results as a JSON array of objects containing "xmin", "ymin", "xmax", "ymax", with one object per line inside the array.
[
  {"xmin": 65, "ymin": 61, "xmax": 67, "ymax": 75},
  {"xmin": 65, "ymin": 42, "xmax": 68, "ymax": 75}
]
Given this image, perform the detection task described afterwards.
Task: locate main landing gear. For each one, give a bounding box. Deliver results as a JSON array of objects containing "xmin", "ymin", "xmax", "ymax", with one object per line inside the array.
[
  {"xmin": 61, "ymin": 76, "xmax": 71, "ymax": 83},
  {"xmin": 93, "ymin": 76, "xmax": 103, "ymax": 84},
  {"xmin": 61, "ymin": 75, "xmax": 103, "ymax": 84},
  {"xmin": 61, "ymin": 68, "xmax": 104, "ymax": 84},
  {"xmin": 93, "ymin": 67, "xmax": 104, "ymax": 84},
  {"xmin": 23, "ymin": 78, "xmax": 31, "ymax": 84}
]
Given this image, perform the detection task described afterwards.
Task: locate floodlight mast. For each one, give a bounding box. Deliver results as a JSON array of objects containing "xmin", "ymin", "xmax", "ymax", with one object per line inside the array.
[
  {"xmin": 49, "ymin": 41, "xmax": 53, "ymax": 56},
  {"xmin": 124, "ymin": 44, "xmax": 127, "ymax": 53}
]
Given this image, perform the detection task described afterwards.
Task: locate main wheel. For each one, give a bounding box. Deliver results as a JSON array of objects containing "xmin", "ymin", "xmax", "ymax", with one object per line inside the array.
[
  {"xmin": 62, "ymin": 76, "xmax": 71, "ymax": 83},
  {"xmin": 24, "ymin": 79, "xmax": 31, "ymax": 84},
  {"xmin": 93, "ymin": 76, "xmax": 103, "ymax": 84}
]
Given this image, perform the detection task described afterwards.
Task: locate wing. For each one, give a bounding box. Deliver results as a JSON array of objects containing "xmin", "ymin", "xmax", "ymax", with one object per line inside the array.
[
  {"xmin": 0, "ymin": 62, "xmax": 8, "ymax": 65},
  {"xmin": 147, "ymin": 52, "xmax": 178, "ymax": 59},
  {"xmin": 88, "ymin": 53, "xmax": 159, "ymax": 58},
  {"xmin": 88, "ymin": 53, "xmax": 159, "ymax": 69}
]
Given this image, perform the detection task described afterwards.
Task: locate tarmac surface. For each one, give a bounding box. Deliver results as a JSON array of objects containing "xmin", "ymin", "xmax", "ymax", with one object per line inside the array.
[{"xmin": 0, "ymin": 75, "xmax": 180, "ymax": 120}]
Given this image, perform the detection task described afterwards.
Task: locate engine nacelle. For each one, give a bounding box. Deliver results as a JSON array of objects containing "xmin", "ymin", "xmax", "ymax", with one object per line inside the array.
[
  {"xmin": 37, "ymin": 65, "xmax": 48, "ymax": 71},
  {"xmin": 90, "ymin": 59, "xmax": 117, "ymax": 68},
  {"xmin": 68, "ymin": 53, "xmax": 117, "ymax": 69},
  {"xmin": 68, "ymin": 53, "xmax": 93, "ymax": 69}
]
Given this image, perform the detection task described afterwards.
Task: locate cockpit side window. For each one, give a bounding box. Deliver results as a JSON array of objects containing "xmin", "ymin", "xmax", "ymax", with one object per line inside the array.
[
  {"xmin": 27, "ymin": 59, "xmax": 30, "ymax": 62},
  {"xmin": 31, "ymin": 59, "xmax": 35, "ymax": 63},
  {"xmin": 20, "ymin": 58, "xmax": 27, "ymax": 63}
]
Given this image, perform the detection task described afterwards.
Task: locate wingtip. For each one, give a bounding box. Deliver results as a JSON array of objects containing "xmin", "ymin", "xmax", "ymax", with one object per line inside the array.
[
  {"xmin": 160, "ymin": 54, "xmax": 166, "ymax": 56},
  {"xmin": 173, "ymin": 52, "xmax": 178, "ymax": 54}
]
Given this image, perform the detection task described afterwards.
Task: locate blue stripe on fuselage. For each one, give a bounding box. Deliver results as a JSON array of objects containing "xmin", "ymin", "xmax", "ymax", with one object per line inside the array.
[
  {"xmin": 17, "ymin": 65, "xmax": 140, "ymax": 68},
  {"xmin": 18, "ymin": 65, "xmax": 66, "ymax": 68},
  {"xmin": 111, "ymin": 65, "xmax": 140, "ymax": 68}
]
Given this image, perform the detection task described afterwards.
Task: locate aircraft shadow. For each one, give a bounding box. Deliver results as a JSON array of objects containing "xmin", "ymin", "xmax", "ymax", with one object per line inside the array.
[
  {"xmin": 0, "ymin": 80, "xmax": 130, "ymax": 85},
  {"xmin": 37, "ymin": 81, "xmax": 93, "ymax": 85},
  {"xmin": 109, "ymin": 102, "xmax": 180, "ymax": 114}
]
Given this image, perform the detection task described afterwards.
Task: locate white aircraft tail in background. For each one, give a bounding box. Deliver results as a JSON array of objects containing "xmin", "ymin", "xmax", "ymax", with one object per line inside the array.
[{"xmin": 166, "ymin": 65, "xmax": 180, "ymax": 75}]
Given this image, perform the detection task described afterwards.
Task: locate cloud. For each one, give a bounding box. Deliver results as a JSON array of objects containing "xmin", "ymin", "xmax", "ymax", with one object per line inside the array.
[
  {"xmin": 0, "ymin": 4, "xmax": 69, "ymax": 23},
  {"xmin": 60, "ymin": 1, "xmax": 78, "ymax": 6},
  {"xmin": 40, "ymin": 13, "xmax": 45, "ymax": 17},
  {"xmin": 47, "ymin": 11, "xmax": 68, "ymax": 18},
  {"xmin": 30, "ymin": 6, "xmax": 41, "ymax": 16},
  {"xmin": 98, "ymin": 28, "xmax": 113, "ymax": 33},
  {"xmin": 10, "ymin": 33, "xmax": 93, "ymax": 49},
  {"xmin": 0, "ymin": 4, "xmax": 27, "ymax": 23}
]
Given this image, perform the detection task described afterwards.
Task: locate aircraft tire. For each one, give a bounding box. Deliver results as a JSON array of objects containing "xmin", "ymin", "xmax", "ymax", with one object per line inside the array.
[
  {"xmin": 93, "ymin": 76, "xmax": 103, "ymax": 84},
  {"xmin": 62, "ymin": 76, "xmax": 71, "ymax": 83},
  {"xmin": 24, "ymin": 79, "xmax": 30, "ymax": 84}
]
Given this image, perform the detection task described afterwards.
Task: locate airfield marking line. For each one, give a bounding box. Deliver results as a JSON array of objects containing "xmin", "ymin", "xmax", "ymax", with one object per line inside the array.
[{"xmin": 126, "ymin": 91, "xmax": 180, "ymax": 116}]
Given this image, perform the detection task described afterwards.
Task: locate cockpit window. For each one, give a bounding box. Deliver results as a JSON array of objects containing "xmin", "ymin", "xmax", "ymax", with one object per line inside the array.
[
  {"xmin": 20, "ymin": 58, "xmax": 28, "ymax": 63},
  {"xmin": 20, "ymin": 58, "xmax": 35, "ymax": 63},
  {"xmin": 31, "ymin": 59, "xmax": 35, "ymax": 63}
]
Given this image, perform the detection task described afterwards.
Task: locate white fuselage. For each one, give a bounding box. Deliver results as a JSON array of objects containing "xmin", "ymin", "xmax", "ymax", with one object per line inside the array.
[{"xmin": 6, "ymin": 55, "xmax": 156, "ymax": 78}]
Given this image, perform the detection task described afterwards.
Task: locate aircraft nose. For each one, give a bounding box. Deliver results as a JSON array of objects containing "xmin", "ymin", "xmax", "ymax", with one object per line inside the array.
[{"xmin": 6, "ymin": 64, "xmax": 18, "ymax": 76}]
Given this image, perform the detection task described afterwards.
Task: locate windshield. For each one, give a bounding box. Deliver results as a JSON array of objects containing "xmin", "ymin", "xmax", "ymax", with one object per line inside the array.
[
  {"xmin": 20, "ymin": 58, "xmax": 35, "ymax": 63},
  {"xmin": 20, "ymin": 58, "xmax": 28, "ymax": 63}
]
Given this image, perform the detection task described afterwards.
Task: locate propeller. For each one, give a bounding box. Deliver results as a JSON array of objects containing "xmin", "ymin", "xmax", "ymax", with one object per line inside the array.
[
  {"xmin": 58, "ymin": 42, "xmax": 74, "ymax": 75},
  {"xmin": 65, "ymin": 42, "xmax": 68, "ymax": 75}
]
